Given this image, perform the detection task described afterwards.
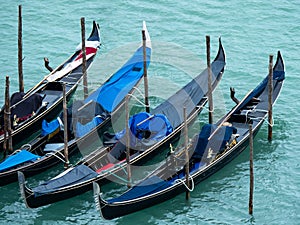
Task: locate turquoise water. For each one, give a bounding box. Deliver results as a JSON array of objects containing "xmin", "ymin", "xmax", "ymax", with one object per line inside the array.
[{"xmin": 0, "ymin": 0, "xmax": 299, "ymax": 224}]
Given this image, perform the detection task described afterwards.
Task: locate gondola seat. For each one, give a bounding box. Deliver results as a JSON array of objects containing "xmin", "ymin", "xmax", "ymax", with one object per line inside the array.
[{"xmin": 191, "ymin": 124, "xmax": 237, "ymax": 162}]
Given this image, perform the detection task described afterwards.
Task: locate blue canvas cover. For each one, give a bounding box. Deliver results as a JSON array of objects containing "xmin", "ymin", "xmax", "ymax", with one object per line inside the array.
[
  {"xmin": 192, "ymin": 124, "xmax": 237, "ymax": 160},
  {"xmin": 0, "ymin": 150, "xmax": 40, "ymax": 172},
  {"xmin": 41, "ymin": 118, "xmax": 60, "ymax": 136},
  {"xmin": 106, "ymin": 112, "xmax": 173, "ymax": 162},
  {"xmin": 75, "ymin": 115, "xmax": 104, "ymax": 138},
  {"xmin": 41, "ymin": 45, "xmax": 150, "ymax": 138},
  {"xmin": 84, "ymin": 46, "xmax": 151, "ymax": 113},
  {"xmin": 115, "ymin": 112, "xmax": 173, "ymax": 146},
  {"xmin": 33, "ymin": 164, "xmax": 98, "ymax": 197},
  {"xmin": 107, "ymin": 175, "xmax": 171, "ymax": 203}
]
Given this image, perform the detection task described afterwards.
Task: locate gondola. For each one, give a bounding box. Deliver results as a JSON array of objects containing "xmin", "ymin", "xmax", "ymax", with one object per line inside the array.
[
  {"xmin": 18, "ymin": 38, "xmax": 226, "ymax": 208},
  {"xmin": 0, "ymin": 21, "xmax": 101, "ymax": 153},
  {"xmin": 0, "ymin": 21, "xmax": 151, "ymax": 186},
  {"xmin": 93, "ymin": 51, "xmax": 285, "ymax": 220}
]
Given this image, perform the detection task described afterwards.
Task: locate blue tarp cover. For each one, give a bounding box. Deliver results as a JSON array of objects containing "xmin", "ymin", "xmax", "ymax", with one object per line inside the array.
[
  {"xmin": 33, "ymin": 164, "xmax": 98, "ymax": 197},
  {"xmin": 41, "ymin": 45, "xmax": 150, "ymax": 138},
  {"xmin": 84, "ymin": 46, "xmax": 151, "ymax": 112},
  {"xmin": 107, "ymin": 112, "xmax": 173, "ymax": 161},
  {"xmin": 107, "ymin": 175, "xmax": 171, "ymax": 203},
  {"xmin": 41, "ymin": 118, "xmax": 60, "ymax": 136},
  {"xmin": 75, "ymin": 116, "xmax": 104, "ymax": 138},
  {"xmin": 0, "ymin": 150, "xmax": 40, "ymax": 172},
  {"xmin": 115, "ymin": 112, "xmax": 173, "ymax": 146},
  {"xmin": 192, "ymin": 124, "xmax": 237, "ymax": 160}
]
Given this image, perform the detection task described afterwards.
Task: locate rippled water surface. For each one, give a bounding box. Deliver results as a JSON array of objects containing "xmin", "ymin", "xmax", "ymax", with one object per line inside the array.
[{"xmin": 0, "ymin": 0, "xmax": 299, "ymax": 224}]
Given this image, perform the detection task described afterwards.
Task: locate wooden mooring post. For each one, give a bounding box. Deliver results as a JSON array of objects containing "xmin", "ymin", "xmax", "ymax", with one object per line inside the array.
[
  {"xmin": 184, "ymin": 107, "xmax": 190, "ymax": 200},
  {"xmin": 63, "ymin": 83, "xmax": 69, "ymax": 169},
  {"xmin": 125, "ymin": 95, "xmax": 132, "ymax": 188},
  {"xmin": 248, "ymin": 120, "xmax": 254, "ymax": 215},
  {"xmin": 206, "ymin": 35, "xmax": 213, "ymax": 124},
  {"xmin": 268, "ymin": 55, "xmax": 274, "ymax": 141},
  {"xmin": 18, "ymin": 5, "xmax": 24, "ymax": 93},
  {"xmin": 142, "ymin": 30, "xmax": 150, "ymax": 113},
  {"xmin": 81, "ymin": 17, "xmax": 88, "ymax": 99},
  {"xmin": 3, "ymin": 76, "xmax": 13, "ymax": 158}
]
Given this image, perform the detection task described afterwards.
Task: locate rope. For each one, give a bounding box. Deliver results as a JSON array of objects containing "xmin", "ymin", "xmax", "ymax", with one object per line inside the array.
[
  {"xmin": 174, "ymin": 175, "xmax": 195, "ymax": 192},
  {"xmin": 245, "ymin": 108, "xmax": 274, "ymax": 127},
  {"xmin": 250, "ymin": 116, "xmax": 274, "ymax": 127},
  {"xmin": 45, "ymin": 151, "xmax": 66, "ymax": 163},
  {"xmin": 132, "ymin": 86, "xmax": 145, "ymax": 99},
  {"xmin": 127, "ymin": 93, "xmax": 150, "ymax": 108},
  {"xmin": 253, "ymin": 109, "xmax": 268, "ymax": 113},
  {"xmin": 20, "ymin": 143, "xmax": 32, "ymax": 151}
]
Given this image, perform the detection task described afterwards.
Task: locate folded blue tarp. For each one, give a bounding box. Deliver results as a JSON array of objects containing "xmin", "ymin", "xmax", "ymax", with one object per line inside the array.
[
  {"xmin": 115, "ymin": 112, "xmax": 173, "ymax": 147},
  {"xmin": 0, "ymin": 150, "xmax": 40, "ymax": 172},
  {"xmin": 41, "ymin": 117, "xmax": 61, "ymax": 136}
]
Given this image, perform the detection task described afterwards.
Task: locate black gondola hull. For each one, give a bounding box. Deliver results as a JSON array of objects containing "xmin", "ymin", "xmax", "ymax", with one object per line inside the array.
[
  {"xmin": 0, "ymin": 21, "xmax": 100, "ymax": 153},
  {"xmin": 0, "ymin": 115, "xmax": 112, "ymax": 186},
  {"xmin": 19, "ymin": 37, "xmax": 225, "ymax": 208},
  {"xmin": 96, "ymin": 51, "xmax": 285, "ymax": 219},
  {"xmin": 1, "ymin": 87, "xmax": 76, "ymax": 151},
  {"xmin": 97, "ymin": 123, "xmax": 262, "ymax": 220}
]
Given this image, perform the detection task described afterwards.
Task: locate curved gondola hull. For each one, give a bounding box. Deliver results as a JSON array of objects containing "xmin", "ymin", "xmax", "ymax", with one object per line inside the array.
[
  {"xmin": 0, "ymin": 21, "xmax": 101, "ymax": 153},
  {"xmin": 95, "ymin": 127, "xmax": 260, "ymax": 220},
  {"xmin": 18, "ymin": 37, "xmax": 226, "ymax": 208},
  {"xmin": 94, "ymin": 51, "xmax": 285, "ymax": 220},
  {"xmin": 1, "ymin": 22, "xmax": 152, "ymax": 187}
]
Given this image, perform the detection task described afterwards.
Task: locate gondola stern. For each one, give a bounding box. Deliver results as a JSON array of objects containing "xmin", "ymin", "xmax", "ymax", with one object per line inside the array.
[
  {"xmin": 17, "ymin": 171, "xmax": 31, "ymax": 208},
  {"xmin": 87, "ymin": 20, "xmax": 101, "ymax": 44},
  {"xmin": 273, "ymin": 51, "xmax": 285, "ymax": 81},
  {"xmin": 213, "ymin": 37, "xmax": 226, "ymax": 63},
  {"xmin": 142, "ymin": 21, "xmax": 152, "ymax": 49},
  {"xmin": 93, "ymin": 182, "xmax": 111, "ymax": 220}
]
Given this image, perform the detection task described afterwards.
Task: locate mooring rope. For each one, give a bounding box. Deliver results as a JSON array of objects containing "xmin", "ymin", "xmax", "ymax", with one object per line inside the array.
[
  {"xmin": 132, "ymin": 86, "xmax": 145, "ymax": 99},
  {"xmin": 201, "ymin": 105, "xmax": 214, "ymax": 113},
  {"xmin": 45, "ymin": 151, "xmax": 66, "ymax": 163},
  {"xmin": 128, "ymin": 93, "xmax": 150, "ymax": 108},
  {"xmin": 20, "ymin": 143, "xmax": 32, "ymax": 151},
  {"xmin": 250, "ymin": 116, "xmax": 274, "ymax": 127},
  {"xmin": 174, "ymin": 175, "xmax": 195, "ymax": 192}
]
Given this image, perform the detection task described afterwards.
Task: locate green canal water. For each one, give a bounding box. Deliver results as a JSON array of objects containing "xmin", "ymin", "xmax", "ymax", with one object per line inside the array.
[{"xmin": 0, "ymin": 0, "xmax": 299, "ymax": 224}]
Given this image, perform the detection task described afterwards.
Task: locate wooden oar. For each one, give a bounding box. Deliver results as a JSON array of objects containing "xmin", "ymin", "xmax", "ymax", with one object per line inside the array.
[{"xmin": 207, "ymin": 89, "xmax": 253, "ymax": 141}]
